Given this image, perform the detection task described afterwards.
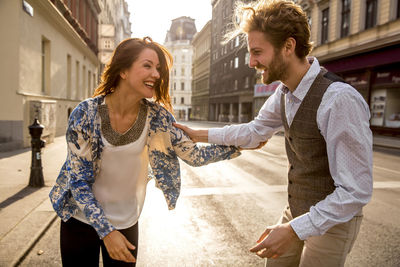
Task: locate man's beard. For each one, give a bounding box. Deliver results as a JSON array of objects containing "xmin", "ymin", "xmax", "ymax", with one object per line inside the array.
[{"xmin": 262, "ymin": 52, "xmax": 288, "ymax": 84}]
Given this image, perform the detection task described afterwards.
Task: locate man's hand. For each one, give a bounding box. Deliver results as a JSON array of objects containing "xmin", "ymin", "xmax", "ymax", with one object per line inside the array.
[
  {"xmin": 103, "ymin": 230, "xmax": 136, "ymax": 263},
  {"xmin": 239, "ymin": 141, "xmax": 268, "ymax": 151},
  {"xmin": 173, "ymin": 122, "xmax": 208, "ymax": 143},
  {"xmin": 249, "ymin": 223, "xmax": 299, "ymax": 259}
]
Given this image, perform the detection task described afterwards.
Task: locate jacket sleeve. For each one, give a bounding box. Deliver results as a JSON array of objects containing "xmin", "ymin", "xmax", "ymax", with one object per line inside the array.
[
  {"xmin": 167, "ymin": 114, "xmax": 241, "ymax": 167},
  {"xmin": 66, "ymin": 102, "xmax": 115, "ymax": 239}
]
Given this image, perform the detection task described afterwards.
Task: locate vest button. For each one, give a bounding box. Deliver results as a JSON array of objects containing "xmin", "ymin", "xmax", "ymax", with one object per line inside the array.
[
  {"xmin": 288, "ymin": 194, "xmax": 292, "ymax": 198},
  {"xmin": 290, "ymin": 165, "xmax": 293, "ymax": 170},
  {"xmin": 289, "ymin": 180, "xmax": 293, "ymax": 184},
  {"xmin": 289, "ymin": 137, "xmax": 293, "ymax": 141}
]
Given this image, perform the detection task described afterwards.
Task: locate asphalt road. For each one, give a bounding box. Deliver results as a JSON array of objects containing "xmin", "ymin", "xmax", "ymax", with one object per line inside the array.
[{"xmin": 20, "ymin": 121, "xmax": 400, "ymax": 267}]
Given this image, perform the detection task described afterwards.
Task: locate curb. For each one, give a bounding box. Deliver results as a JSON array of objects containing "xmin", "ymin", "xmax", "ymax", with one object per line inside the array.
[{"xmin": 12, "ymin": 213, "xmax": 58, "ymax": 267}]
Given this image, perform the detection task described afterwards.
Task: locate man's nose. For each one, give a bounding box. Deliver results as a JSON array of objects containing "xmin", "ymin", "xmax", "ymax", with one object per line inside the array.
[{"xmin": 249, "ymin": 56, "xmax": 257, "ymax": 68}]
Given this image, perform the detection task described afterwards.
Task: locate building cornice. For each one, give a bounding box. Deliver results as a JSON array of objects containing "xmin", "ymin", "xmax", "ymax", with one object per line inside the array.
[
  {"xmin": 312, "ymin": 20, "xmax": 400, "ymax": 62},
  {"xmin": 32, "ymin": 0, "xmax": 99, "ymax": 64}
]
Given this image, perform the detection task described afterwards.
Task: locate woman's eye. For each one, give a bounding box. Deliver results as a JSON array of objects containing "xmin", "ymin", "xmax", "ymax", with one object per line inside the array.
[{"xmin": 144, "ymin": 64, "xmax": 151, "ymax": 68}]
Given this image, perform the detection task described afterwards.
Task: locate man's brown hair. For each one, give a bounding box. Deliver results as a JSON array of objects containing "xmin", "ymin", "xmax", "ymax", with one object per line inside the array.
[{"xmin": 228, "ymin": 0, "xmax": 313, "ymax": 58}]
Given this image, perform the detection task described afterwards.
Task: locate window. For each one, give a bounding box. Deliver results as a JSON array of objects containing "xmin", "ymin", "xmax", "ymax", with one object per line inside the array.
[
  {"xmin": 76, "ymin": 60, "xmax": 80, "ymax": 99},
  {"xmin": 67, "ymin": 54, "xmax": 71, "ymax": 99},
  {"xmin": 234, "ymin": 80, "xmax": 238, "ymax": 90},
  {"xmin": 341, "ymin": 0, "xmax": 351, "ymax": 37},
  {"xmin": 41, "ymin": 37, "xmax": 50, "ymax": 94},
  {"xmin": 235, "ymin": 36, "xmax": 240, "ymax": 47},
  {"xmin": 234, "ymin": 57, "xmax": 239, "ymax": 68},
  {"xmin": 174, "ymin": 82, "xmax": 176, "ymax": 90},
  {"xmin": 244, "ymin": 76, "xmax": 249, "ymax": 88},
  {"xmin": 321, "ymin": 8, "xmax": 329, "ymax": 44},
  {"xmin": 104, "ymin": 40, "xmax": 111, "ymax": 49},
  {"xmin": 181, "ymin": 68, "xmax": 185, "ymax": 76},
  {"xmin": 245, "ymin": 52, "xmax": 250, "ymax": 65},
  {"xmin": 365, "ymin": 0, "xmax": 377, "ymax": 29},
  {"xmin": 88, "ymin": 70, "xmax": 91, "ymax": 97},
  {"xmin": 174, "ymin": 97, "xmax": 176, "ymax": 104},
  {"xmin": 182, "ymin": 55, "xmax": 185, "ymax": 61},
  {"xmin": 224, "ymin": 62, "xmax": 227, "ymax": 73},
  {"xmin": 230, "ymin": 59, "xmax": 233, "ymax": 69},
  {"xmin": 181, "ymin": 82, "xmax": 185, "ymax": 91},
  {"xmin": 181, "ymin": 97, "xmax": 184, "ymax": 104},
  {"xmin": 397, "ymin": 0, "xmax": 400, "ymax": 18}
]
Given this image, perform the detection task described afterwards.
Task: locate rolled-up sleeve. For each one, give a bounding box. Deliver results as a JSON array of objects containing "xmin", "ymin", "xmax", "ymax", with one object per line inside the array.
[{"xmin": 208, "ymin": 88, "xmax": 284, "ymax": 148}]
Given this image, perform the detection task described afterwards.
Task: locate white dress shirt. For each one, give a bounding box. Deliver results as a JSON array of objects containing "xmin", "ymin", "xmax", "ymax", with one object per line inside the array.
[{"xmin": 208, "ymin": 57, "xmax": 373, "ymax": 240}]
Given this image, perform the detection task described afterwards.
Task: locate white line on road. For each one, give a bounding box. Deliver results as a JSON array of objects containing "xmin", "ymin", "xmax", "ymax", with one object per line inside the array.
[
  {"xmin": 373, "ymin": 181, "xmax": 400, "ymax": 189},
  {"xmin": 181, "ymin": 185, "xmax": 287, "ymax": 196},
  {"xmin": 373, "ymin": 166, "xmax": 400, "ymax": 175},
  {"xmin": 181, "ymin": 181, "xmax": 400, "ymax": 196}
]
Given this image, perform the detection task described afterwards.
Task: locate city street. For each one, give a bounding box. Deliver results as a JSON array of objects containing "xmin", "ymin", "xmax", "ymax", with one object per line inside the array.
[{"xmin": 19, "ymin": 121, "xmax": 400, "ymax": 267}]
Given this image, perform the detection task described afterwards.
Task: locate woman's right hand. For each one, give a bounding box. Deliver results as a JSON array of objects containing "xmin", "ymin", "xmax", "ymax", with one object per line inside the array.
[{"xmin": 103, "ymin": 230, "xmax": 136, "ymax": 263}]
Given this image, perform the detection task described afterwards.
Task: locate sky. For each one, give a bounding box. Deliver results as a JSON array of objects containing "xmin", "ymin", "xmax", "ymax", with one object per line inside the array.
[{"xmin": 127, "ymin": 0, "xmax": 212, "ymax": 44}]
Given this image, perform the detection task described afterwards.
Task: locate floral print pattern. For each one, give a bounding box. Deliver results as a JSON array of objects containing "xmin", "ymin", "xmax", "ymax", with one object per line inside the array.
[{"xmin": 49, "ymin": 96, "xmax": 240, "ymax": 239}]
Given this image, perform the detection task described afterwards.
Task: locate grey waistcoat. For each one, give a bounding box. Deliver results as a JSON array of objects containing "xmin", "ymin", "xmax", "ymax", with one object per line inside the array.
[{"xmin": 280, "ymin": 68, "xmax": 344, "ymax": 218}]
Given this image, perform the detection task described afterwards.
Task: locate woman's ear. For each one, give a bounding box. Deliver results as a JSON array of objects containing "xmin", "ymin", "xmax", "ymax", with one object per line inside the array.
[{"xmin": 120, "ymin": 70, "xmax": 127, "ymax": 80}]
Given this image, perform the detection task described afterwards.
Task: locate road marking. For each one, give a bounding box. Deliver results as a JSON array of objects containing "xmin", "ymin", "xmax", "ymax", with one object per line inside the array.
[
  {"xmin": 181, "ymin": 185, "xmax": 287, "ymax": 196},
  {"xmin": 181, "ymin": 181, "xmax": 400, "ymax": 196},
  {"xmin": 373, "ymin": 181, "xmax": 400, "ymax": 189},
  {"xmin": 374, "ymin": 166, "xmax": 400, "ymax": 175}
]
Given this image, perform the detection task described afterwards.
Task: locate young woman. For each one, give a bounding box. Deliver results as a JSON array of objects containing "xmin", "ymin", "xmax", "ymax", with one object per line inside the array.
[{"xmin": 49, "ymin": 37, "xmax": 240, "ymax": 266}]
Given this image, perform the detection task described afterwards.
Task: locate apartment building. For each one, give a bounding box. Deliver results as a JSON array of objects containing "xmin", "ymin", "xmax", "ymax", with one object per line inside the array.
[
  {"xmin": 302, "ymin": 0, "xmax": 400, "ymax": 140},
  {"xmin": 210, "ymin": 0, "xmax": 257, "ymax": 123},
  {"xmin": 191, "ymin": 21, "xmax": 211, "ymax": 121},
  {"xmin": 98, "ymin": 0, "xmax": 132, "ymax": 73},
  {"xmin": 165, "ymin": 17, "xmax": 197, "ymax": 121}
]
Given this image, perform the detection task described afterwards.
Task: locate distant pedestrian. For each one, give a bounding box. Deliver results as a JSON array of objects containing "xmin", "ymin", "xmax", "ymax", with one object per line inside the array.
[
  {"xmin": 49, "ymin": 37, "xmax": 240, "ymax": 267},
  {"xmin": 174, "ymin": 0, "xmax": 373, "ymax": 266}
]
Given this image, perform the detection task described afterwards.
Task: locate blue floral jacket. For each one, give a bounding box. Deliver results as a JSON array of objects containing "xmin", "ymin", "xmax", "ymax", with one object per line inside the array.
[{"xmin": 49, "ymin": 96, "xmax": 240, "ymax": 238}]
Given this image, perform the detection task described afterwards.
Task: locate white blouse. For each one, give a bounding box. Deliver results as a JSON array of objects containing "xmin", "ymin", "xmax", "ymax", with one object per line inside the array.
[{"xmin": 74, "ymin": 101, "xmax": 150, "ymax": 229}]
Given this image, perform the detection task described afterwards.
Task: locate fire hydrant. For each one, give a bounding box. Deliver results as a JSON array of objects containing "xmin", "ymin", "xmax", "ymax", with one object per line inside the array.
[{"xmin": 28, "ymin": 118, "xmax": 46, "ymax": 187}]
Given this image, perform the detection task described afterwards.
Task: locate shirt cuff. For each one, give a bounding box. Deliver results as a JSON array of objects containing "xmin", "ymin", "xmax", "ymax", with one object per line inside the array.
[
  {"xmin": 290, "ymin": 213, "xmax": 320, "ymax": 241},
  {"xmin": 208, "ymin": 128, "xmax": 225, "ymax": 145}
]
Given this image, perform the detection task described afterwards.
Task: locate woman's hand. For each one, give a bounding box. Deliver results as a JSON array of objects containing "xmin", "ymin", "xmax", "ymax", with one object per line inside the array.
[{"xmin": 103, "ymin": 230, "xmax": 136, "ymax": 263}]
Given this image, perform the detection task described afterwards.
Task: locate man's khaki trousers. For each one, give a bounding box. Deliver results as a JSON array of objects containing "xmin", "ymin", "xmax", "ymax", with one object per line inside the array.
[{"xmin": 266, "ymin": 206, "xmax": 363, "ymax": 267}]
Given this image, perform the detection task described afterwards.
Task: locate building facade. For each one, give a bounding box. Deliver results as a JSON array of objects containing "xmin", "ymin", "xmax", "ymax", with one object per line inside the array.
[
  {"xmin": 98, "ymin": 0, "xmax": 131, "ymax": 73},
  {"xmin": 0, "ymin": 0, "xmax": 101, "ymax": 151},
  {"xmin": 210, "ymin": 0, "xmax": 257, "ymax": 123},
  {"xmin": 299, "ymin": 0, "xmax": 400, "ymax": 142},
  {"xmin": 191, "ymin": 21, "xmax": 212, "ymax": 121},
  {"xmin": 165, "ymin": 17, "xmax": 197, "ymax": 121}
]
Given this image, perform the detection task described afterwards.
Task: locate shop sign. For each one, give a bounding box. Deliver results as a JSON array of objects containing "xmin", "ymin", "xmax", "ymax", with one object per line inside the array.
[
  {"xmin": 343, "ymin": 73, "xmax": 368, "ymax": 86},
  {"xmin": 254, "ymin": 82, "xmax": 280, "ymax": 97},
  {"xmin": 374, "ymin": 70, "xmax": 400, "ymax": 84}
]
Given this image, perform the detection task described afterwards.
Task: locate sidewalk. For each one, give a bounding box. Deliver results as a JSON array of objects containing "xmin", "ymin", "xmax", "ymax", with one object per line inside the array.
[{"xmin": 0, "ymin": 136, "xmax": 66, "ymax": 266}]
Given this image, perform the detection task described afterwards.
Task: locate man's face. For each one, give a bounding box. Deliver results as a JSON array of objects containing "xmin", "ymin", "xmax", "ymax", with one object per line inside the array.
[{"xmin": 247, "ymin": 31, "xmax": 288, "ymax": 84}]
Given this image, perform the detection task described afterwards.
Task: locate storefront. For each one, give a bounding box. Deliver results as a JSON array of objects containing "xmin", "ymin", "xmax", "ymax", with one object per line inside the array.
[{"xmin": 322, "ymin": 44, "xmax": 400, "ymax": 137}]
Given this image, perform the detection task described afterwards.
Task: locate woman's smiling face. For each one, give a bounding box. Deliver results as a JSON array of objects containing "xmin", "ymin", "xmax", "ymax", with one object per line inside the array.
[{"xmin": 121, "ymin": 48, "xmax": 161, "ymax": 99}]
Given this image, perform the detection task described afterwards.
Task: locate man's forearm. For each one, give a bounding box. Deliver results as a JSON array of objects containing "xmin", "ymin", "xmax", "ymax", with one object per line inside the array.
[{"xmin": 193, "ymin": 129, "xmax": 208, "ymax": 143}]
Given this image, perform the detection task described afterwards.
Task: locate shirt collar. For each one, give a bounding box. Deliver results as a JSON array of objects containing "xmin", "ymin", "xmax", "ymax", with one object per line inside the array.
[{"xmin": 289, "ymin": 57, "xmax": 320, "ymax": 101}]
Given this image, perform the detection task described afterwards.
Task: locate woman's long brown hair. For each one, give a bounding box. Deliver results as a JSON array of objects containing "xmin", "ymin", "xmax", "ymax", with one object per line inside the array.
[{"xmin": 93, "ymin": 37, "xmax": 173, "ymax": 112}]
